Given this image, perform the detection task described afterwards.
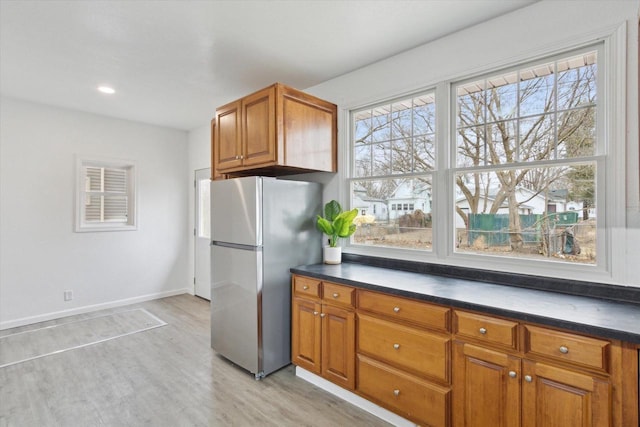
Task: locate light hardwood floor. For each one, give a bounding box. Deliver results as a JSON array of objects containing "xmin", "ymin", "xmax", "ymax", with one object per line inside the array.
[{"xmin": 0, "ymin": 295, "xmax": 390, "ymax": 427}]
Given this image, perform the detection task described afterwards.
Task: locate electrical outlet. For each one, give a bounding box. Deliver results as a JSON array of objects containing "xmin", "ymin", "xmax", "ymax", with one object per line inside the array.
[{"xmin": 64, "ymin": 290, "xmax": 73, "ymax": 301}]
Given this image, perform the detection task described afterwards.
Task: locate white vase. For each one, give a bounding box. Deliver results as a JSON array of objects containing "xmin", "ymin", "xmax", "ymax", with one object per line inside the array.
[{"xmin": 323, "ymin": 246, "xmax": 342, "ymax": 264}]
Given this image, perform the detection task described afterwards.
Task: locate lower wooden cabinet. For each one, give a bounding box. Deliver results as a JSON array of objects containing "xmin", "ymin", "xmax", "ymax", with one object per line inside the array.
[
  {"xmin": 291, "ymin": 278, "xmax": 355, "ymax": 390},
  {"xmin": 291, "ymin": 275, "xmax": 639, "ymax": 427},
  {"xmin": 453, "ymin": 341, "xmax": 613, "ymax": 427},
  {"xmin": 452, "ymin": 342, "xmax": 521, "ymax": 427},
  {"xmin": 321, "ymin": 304, "xmax": 355, "ymax": 389},
  {"xmin": 453, "ymin": 310, "xmax": 625, "ymax": 427},
  {"xmin": 291, "ymin": 297, "xmax": 321, "ymax": 373},
  {"xmin": 521, "ymin": 360, "xmax": 611, "ymax": 427}
]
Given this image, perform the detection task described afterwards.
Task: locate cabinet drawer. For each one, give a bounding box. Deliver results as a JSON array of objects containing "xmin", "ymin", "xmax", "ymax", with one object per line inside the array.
[
  {"xmin": 293, "ymin": 275, "xmax": 320, "ymax": 299},
  {"xmin": 454, "ymin": 311, "xmax": 518, "ymax": 350},
  {"xmin": 357, "ymin": 290, "xmax": 450, "ymax": 332},
  {"xmin": 524, "ymin": 325, "xmax": 610, "ymax": 372},
  {"xmin": 322, "ymin": 282, "xmax": 355, "ymax": 308},
  {"xmin": 358, "ymin": 314, "xmax": 449, "ymax": 383},
  {"xmin": 357, "ymin": 355, "xmax": 450, "ymax": 427}
]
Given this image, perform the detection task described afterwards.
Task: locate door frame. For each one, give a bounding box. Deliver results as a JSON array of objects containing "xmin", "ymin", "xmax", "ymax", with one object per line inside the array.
[{"xmin": 194, "ymin": 167, "xmax": 211, "ymax": 299}]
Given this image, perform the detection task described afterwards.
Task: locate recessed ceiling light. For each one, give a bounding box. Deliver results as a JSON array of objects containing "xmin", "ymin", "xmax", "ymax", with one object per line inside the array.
[{"xmin": 97, "ymin": 86, "xmax": 115, "ymax": 94}]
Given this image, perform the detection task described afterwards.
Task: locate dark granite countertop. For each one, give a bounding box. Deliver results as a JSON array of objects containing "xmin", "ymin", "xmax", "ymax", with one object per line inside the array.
[{"xmin": 291, "ymin": 263, "xmax": 640, "ymax": 345}]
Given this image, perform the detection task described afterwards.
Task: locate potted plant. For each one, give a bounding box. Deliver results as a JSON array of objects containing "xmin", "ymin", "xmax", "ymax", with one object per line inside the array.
[{"xmin": 316, "ymin": 200, "xmax": 358, "ymax": 264}]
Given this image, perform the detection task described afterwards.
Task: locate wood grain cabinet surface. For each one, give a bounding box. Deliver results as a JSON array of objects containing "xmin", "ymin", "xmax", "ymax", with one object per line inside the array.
[
  {"xmin": 291, "ymin": 277, "xmax": 355, "ymax": 390},
  {"xmin": 453, "ymin": 309, "xmax": 636, "ymax": 427},
  {"xmin": 355, "ymin": 290, "xmax": 451, "ymax": 426},
  {"xmin": 212, "ymin": 83, "xmax": 336, "ymax": 179},
  {"xmin": 291, "ymin": 275, "xmax": 639, "ymax": 427}
]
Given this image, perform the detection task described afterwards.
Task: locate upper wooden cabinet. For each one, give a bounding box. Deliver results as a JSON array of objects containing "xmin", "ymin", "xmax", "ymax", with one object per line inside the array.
[{"xmin": 212, "ymin": 83, "xmax": 337, "ymax": 178}]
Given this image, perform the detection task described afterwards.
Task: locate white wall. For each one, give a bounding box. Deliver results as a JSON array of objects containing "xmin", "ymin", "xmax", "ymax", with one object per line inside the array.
[
  {"xmin": 303, "ymin": 1, "xmax": 639, "ymax": 286},
  {"xmin": 0, "ymin": 97, "xmax": 190, "ymax": 329},
  {"xmin": 186, "ymin": 122, "xmax": 212, "ymax": 295}
]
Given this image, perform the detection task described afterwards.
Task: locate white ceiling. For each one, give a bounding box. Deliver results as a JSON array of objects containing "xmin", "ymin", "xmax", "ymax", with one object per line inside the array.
[{"xmin": 0, "ymin": 0, "xmax": 537, "ymax": 131}]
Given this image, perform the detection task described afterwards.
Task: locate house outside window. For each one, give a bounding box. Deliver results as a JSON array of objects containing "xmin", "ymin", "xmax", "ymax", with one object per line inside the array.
[
  {"xmin": 75, "ymin": 157, "xmax": 137, "ymax": 232},
  {"xmin": 348, "ymin": 42, "xmax": 610, "ymax": 273}
]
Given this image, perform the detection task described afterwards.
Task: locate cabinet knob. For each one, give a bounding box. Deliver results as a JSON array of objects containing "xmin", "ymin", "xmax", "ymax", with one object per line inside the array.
[
  {"xmin": 393, "ymin": 343, "xmax": 400, "ymax": 350},
  {"xmin": 479, "ymin": 327, "xmax": 487, "ymax": 335},
  {"xmin": 313, "ymin": 311, "xmax": 319, "ymax": 316},
  {"xmin": 524, "ymin": 375, "xmax": 533, "ymax": 383},
  {"xmin": 320, "ymin": 313, "xmax": 326, "ymax": 318},
  {"xmin": 332, "ymin": 293, "xmax": 339, "ymax": 298},
  {"xmin": 559, "ymin": 345, "xmax": 569, "ymax": 354},
  {"xmin": 235, "ymin": 155, "xmax": 240, "ymax": 160},
  {"xmin": 393, "ymin": 389, "xmax": 400, "ymax": 397},
  {"xmin": 240, "ymin": 155, "xmax": 244, "ymax": 159},
  {"xmin": 508, "ymin": 371, "xmax": 517, "ymax": 378},
  {"xmin": 303, "ymin": 285, "xmax": 309, "ymax": 290},
  {"xmin": 393, "ymin": 307, "xmax": 400, "ymax": 313}
]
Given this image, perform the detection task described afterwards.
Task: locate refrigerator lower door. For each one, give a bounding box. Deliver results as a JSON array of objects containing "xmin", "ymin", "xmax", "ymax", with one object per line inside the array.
[{"xmin": 210, "ymin": 243, "xmax": 262, "ymax": 376}]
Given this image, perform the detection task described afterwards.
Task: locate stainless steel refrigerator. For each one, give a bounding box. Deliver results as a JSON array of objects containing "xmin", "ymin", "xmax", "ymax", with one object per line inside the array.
[{"xmin": 210, "ymin": 176, "xmax": 322, "ymax": 379}]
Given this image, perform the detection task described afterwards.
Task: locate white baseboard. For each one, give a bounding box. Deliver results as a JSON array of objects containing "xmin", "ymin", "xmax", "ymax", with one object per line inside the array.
[
  {"xmin": 295, "ymin": 367, "xmax": 416, "ymax": 427},
  {"xmin": 0, "ymin": 288, "xmax": 190, "ymax": 330}
]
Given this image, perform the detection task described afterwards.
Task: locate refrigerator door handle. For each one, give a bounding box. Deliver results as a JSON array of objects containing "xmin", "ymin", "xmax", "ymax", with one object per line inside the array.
[{"xmin": 211, "ymin": 240, "xmax": 262, "ymax": 251}]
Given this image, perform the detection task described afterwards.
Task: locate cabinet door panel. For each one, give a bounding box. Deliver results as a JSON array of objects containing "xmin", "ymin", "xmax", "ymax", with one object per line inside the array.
[
  {"xmin": 321, "ymin": 304, "xmax": 355, "ymax": 390},
  {"xmin": 280, "ymin": 90, "xmax": 336, "ymax": 172},
  {"xmin": 242, "ymin": 86, "xmax": 276, "ymax": 166},
  {"xmin": 216, "ymin": 101, "xmax": 242, "ymax": 170},
  {"xmin": 453, "ymin": 341, "xmax": 521, "ymax": 427},
  {"xmin": 522, "ymin": 360, "xmax": 611, "ymax": 427},
  {"xmin": 291, "ymin": 298, "xmax": 321, "ymax": 374}
]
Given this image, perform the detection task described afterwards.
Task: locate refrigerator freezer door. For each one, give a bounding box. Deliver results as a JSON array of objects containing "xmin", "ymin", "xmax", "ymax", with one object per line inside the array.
[
  {"xmin": 210, "ymin": 244, "xmax": 262, "ymax": 375},
  {"xmin": 211, "ymin": 176, "xmax": 261, "ymax": 247}
]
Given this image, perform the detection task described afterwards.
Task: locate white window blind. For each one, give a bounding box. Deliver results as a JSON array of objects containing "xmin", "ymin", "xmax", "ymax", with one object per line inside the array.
[{"xmin": 76, "ymin": 158, "xmax": 136, "ymax": 232}]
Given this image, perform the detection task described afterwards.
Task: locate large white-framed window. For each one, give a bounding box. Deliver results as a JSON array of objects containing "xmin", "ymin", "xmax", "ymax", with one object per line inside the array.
[
  {"xmin": 350, "ymin": 92, "xmax": 436, "ymax": 251},
  {"xmin": 75, "ymin": 157, "xmax": 137, "ymax": 232},
  {"xmin": 452, "ymin": 46, "xmax": 602, "ymax": 266},
  {"xmin": 346, "ymin": 37, "xmax": 622, "ymax": 281}
]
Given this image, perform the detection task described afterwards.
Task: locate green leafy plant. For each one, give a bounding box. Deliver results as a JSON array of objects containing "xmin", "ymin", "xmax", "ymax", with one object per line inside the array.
[{"xmin": 316, "ymin": 200, "xmax": 358, "ymax": 247}]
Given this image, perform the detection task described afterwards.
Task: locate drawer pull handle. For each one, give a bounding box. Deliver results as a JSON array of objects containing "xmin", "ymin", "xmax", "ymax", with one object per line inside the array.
[
  {"xmin": 393, "ymin": 389, "xmax": 400, "ymax": 397},
  {"xmin": 508, "ymin": 371, "xmax": 517, "ymax": 378},
  {"xmin": 332, "ymin": 293, "xmax": 339, "ymax": 298},
  {"xmin": 393, "ymin": 343, "xmax": 400, "ymax": 350},
  {"xmin": 303, "ymin": 285, "xmax": 309, "ymax": 290},
  {"xmin": 320, "ymin": 313, "xmax": 326, "ymax": 318},
  {"xmin": 524, "ymin": 375, "xmax": 533, "ymax": 383},
  {"xmin": 313, "ymin": 311, "xmax": 318, "ymax": 316},
  {"xmin": 559, "ymin": 345, "xmax": 569, "ymax": 354},
  {"xmin": 479, "ymin": 327, "xmax": 487, "ymax": 335},
  {"xmin": 393, "ymin": 307, "xmax": 400, "ymax": 313}
]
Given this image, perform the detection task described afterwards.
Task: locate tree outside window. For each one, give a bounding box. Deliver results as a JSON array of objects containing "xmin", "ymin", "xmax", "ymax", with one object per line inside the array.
[
  {"xmin": 349, "ymin": 47, "xmax": 600, "ymax": 264},
  {"xmin": 454, "ymin": 50, "xmax": 598, "ymax": 263}
]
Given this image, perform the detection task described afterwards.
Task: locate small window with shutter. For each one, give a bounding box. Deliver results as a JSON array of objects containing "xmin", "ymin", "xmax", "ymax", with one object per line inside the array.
[{"xmin": 75, "ymin": 157, "xmax": 136, "ymax": 232}]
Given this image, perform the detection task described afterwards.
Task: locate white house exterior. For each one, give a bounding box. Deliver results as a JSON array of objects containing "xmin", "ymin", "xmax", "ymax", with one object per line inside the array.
[
  {"xmin": 352, "ymin": 190, "xmax": 388, "ymax": 221},
  {"xmin": 387, "ymin": 180, "xmax": 431, "ymax": 221},
  {"xmin": 352, "ymin": 180, "xmax": 431, "ymax": 222}
]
